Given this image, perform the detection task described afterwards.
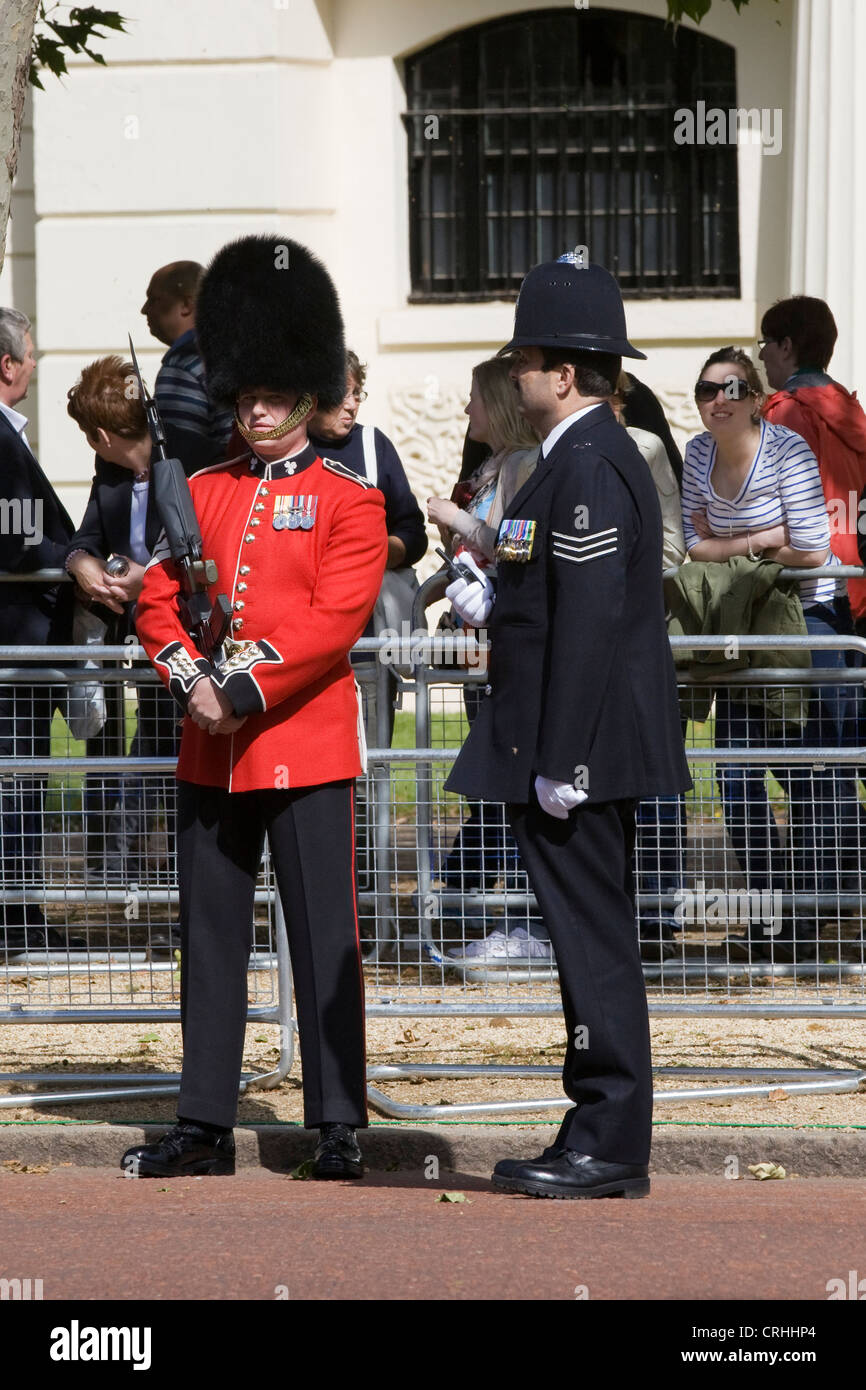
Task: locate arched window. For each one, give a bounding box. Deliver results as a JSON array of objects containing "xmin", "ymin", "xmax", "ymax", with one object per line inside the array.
[{"xmin": 403, "ymin": 8, "xmax": 739, "ymax": 301}]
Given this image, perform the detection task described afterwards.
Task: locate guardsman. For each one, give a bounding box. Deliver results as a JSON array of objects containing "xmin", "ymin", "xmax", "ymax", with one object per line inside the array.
[
  {"xmin": 123, "ymin": 236, "xmax": 387, "ymax": 1180},
  {"xmin": 445, "ymin": 259, "xmax": 691, "ymax": 1198}
]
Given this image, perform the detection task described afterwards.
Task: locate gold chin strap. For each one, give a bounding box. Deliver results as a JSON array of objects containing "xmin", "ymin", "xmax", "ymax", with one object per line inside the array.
[{"xmin": 235, "ymin": 392, "xmax": 313, "ymax": 443}]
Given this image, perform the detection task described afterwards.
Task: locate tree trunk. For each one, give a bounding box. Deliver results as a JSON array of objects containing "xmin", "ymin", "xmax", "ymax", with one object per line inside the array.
[{"xmin": 0, "ymin": 0, "xmax": 40, "ymax": 273}]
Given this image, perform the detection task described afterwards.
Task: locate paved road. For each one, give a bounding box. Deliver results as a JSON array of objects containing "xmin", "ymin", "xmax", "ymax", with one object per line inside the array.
[{"xmin": 1, "ymin": 1171, "xmax": 864, "ymax": 1303}]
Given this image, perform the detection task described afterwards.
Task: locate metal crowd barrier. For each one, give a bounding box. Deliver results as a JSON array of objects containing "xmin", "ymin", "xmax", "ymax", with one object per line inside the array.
[
  {"xmin": 1, "ymin": 564, "xmax": 865, "ymax": 1115},
  {"xmin": 359, "ymin": 568, "xmax": 866, "ymax": 1114}
]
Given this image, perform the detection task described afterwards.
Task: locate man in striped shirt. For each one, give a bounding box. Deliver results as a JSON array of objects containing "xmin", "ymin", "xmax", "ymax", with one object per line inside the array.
[{"xmin": 141, "ymin": 261, "xmax": 233, "ymax": 455}]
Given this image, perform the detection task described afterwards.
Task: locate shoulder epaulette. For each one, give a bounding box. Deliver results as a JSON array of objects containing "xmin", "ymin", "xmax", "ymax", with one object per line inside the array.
[{"xmin": 321, "ymin": 456, "xmax": 376, "ymax": 489}]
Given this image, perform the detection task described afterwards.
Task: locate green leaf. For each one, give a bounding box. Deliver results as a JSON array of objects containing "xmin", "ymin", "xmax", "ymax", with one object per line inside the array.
[
  {"xmin": 436, "ymin": 1191, "xmax": 469, "ymax": 1203},
  {"xmin": 138, "ymin": 1033, "xmax": 160, "ymax": 1043},
  {"xmin": 290, "ymin": 1159, "xmax": 315, "ymax": 1181},
  {"xmin": 31, "ymin": 5, "xmax": 129, "ymax": 82},
  {"xmin": 32, "ymin": 36, "xmax": 69, "ymax": 78},
  {"xmin": 71, "ymin": 7, "xmax": 130, "ymax": 32},
  {"xmin": 666, "ymin": 0, "xmax": 712, "ymax": 23}
]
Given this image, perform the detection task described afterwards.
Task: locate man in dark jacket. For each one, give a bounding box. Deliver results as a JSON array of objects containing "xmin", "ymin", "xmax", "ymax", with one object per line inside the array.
[
  {"xmin": 0, "ymin": 307, "xmax": 75, "ymax": 952},
  {"xmin": 445, "ymin": 262, "xmax": 691, "ymax": 1199}
]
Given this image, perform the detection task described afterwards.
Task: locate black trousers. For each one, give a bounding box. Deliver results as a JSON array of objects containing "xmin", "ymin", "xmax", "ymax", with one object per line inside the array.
[
  {"xmin": 176, "ymin": 779, "xmax": 367, "ymax": 1131},
  {"xmin": 507, "ymin": 796, "xmax": 653, "ymax": 1166}
]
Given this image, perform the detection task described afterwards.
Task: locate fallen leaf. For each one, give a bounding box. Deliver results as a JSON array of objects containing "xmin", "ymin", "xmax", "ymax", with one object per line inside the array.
[
  {"xmin": 437, "ymin": 1191, "xmax": 469, "ymax": 1203},
  {"xmin": 290, "ymin": 1159, "xmax": 315, "ymax": 1181},
  {"xmin": 402, "ymin": 1028, "xmax": 417, "ymax": 1043},
  {"xmin": 488, "ymin": 1017, "xmax": 514, "ymax": 1029},
  {"xmin": 767, "ymin": 1088, "xmax": 789, "ymax": 1101},
  {"xmin": 138, "ymin": 1033, "xmax": 160, "ymax": 1043},
  {"xmin": 748, "ymin": 1162, "xmax": 786, "ymax": 1180}
]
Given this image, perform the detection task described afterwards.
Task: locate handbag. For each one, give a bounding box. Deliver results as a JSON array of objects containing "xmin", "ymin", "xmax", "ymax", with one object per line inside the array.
[{"xmin": 65, "ymin": 599, "xmax": 108, "ymax": 741}]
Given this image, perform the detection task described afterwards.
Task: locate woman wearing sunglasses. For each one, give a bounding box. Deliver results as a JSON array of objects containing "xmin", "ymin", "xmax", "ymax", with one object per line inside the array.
[{"xmin": 682, "ymin": 346, "xmax": 855, "ymax": 960}]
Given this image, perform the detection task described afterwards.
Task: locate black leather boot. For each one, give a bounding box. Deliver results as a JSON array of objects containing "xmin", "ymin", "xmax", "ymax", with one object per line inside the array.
[
  {"xmin": 120, "ymin": 1122, "xmax": 235, "ymax": 1178},
  {"xmin": 312, "ymin": 1123, "xmax": 364, "ymax": 1180}
]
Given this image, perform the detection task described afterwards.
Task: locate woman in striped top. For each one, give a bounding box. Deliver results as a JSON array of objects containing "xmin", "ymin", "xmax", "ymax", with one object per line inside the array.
[{"xmin": 683, "ymin": 346, "xmax": 856, "ymax": 961}]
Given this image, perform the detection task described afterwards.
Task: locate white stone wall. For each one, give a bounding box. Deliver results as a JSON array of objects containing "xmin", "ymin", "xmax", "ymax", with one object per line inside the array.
[{"xmin": 20, "ymin": 0, "xmax": 819, "ymax": 560}]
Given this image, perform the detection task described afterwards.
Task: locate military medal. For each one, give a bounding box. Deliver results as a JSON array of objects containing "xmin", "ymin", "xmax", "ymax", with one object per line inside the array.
[
  {"xmin": 272, "ymin": 495, "xmax": 318, "ymax": 531},
  {"xmin": 495, "ymin": 517, "xmax": 537, "ymax": 563}
]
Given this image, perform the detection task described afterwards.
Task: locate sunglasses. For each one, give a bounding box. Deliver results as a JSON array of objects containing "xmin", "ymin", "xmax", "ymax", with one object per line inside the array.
[{"xmin": 694, "ymin": 377, "xmax": 753, "ymax": 404}]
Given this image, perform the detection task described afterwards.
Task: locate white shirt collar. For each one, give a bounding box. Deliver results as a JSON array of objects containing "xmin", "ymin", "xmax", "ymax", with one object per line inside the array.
[
  {"xmin": 0, "ymin": 400, "xmax": 29, "ymax": 435},
  {"xmin": 541, "ymin": 402, "xmax": 605, "ymax": 457}
]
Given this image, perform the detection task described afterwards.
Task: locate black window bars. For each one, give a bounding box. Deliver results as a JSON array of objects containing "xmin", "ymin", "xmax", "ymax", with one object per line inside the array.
[{"xmin": 403, "ymin": 7, "xmax": 740, "ymax": 302}]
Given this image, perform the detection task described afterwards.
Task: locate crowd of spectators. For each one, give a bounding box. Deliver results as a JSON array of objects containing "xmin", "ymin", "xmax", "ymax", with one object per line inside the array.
[{"xmin": 1, "ymin": 275, "xmax": 865, "ymax": 965}]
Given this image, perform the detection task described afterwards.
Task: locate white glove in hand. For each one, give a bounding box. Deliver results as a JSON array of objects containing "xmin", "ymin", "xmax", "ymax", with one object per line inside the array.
[
  {"xmin": 535, "ymin": 774, "xmax": 589, "ymax": 820},
  {"xmin": 445, "ymin": 551, "xmax": 495, "ymax": 625}
]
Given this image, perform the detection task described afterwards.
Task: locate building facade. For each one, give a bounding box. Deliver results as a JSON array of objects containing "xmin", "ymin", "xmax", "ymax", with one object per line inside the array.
[{"xmin": 0, "ymin": 0, "xmax": 860, "ymax": 566}]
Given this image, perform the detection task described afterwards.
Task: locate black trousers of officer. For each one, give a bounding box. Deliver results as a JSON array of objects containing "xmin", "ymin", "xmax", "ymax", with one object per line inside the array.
[
  {"xmin": 507, "ymin": 796, "xmax": 653, "ymax": 1167},
  {"xmin": 176, "ymin": 778, "xmax": 367, "ymax": 1132}
]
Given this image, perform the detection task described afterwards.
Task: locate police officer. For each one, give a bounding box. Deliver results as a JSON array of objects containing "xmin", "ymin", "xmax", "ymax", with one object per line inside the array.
[
  {"xmin": 445, "ymin": 258, "xmax": 690, "ymax": 1199},
  {"xmin": 123, "ymin": 237, "xmax": 388, "ymax": 1180}
]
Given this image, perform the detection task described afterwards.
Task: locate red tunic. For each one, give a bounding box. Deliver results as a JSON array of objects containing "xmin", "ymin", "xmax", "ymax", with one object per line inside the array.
[{"xmin": 135, "ymin": 443, "xmax": 388, "ymax": 792}]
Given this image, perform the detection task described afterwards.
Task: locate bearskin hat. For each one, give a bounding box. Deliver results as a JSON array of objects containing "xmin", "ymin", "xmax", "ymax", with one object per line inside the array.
[{"xmin": 195, "ymin": 235, "xmax": 346, "ymax": 409}]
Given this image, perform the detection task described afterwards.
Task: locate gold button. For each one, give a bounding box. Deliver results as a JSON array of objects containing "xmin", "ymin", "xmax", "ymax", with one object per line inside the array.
[
  {"xmin": 260, "ymin": 487, "xmax": 269, "ymax": 497},
  {"xmin": 232, "ymin": 617, "xmax": 244, "ymax": 630},
  {"xmin": 244, "ymin": 534, "xmax": 255, "ymax": 543},
  {"xmin": 237, "ymin": 582, "xmax": 247, "ymax": 592},
  {"xmin": 239, "ymin": 566, "xmax": 250, "ymax": 575},
  {"xmin": 233, "ymin": 600, "xmax": 245, "ymax": 611},
  {"xmin": 254, "ymin": 503, "xmax": 265, "ymax": 512},
  {"xmin": 250, "ymin": 518, "xmax": 260, "ymax": 527}
]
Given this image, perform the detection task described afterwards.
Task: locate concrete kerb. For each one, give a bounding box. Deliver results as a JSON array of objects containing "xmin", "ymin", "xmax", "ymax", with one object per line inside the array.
[{"xmin": 0, "ymin": 1124, "xmax": 864, "ymax": 1177}]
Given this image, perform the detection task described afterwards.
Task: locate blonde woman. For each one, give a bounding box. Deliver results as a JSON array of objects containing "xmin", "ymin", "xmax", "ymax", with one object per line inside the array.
[
  {"xmin": 428, "ymin": 355, "xmax": 540, "ymax": 565},
  {"xmin": 427, "ymin": 357, "xmax": 545, "ymax": 961}
]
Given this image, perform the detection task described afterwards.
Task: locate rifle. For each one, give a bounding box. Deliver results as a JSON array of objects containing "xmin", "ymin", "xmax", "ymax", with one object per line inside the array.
[{"xmin": 127, "ymin": 336, "xmax": 232, "ymax": 665}]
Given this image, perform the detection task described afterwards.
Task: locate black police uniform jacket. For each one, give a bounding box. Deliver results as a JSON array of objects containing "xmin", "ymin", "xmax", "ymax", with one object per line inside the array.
[{"xmin": 445, "ymin": 402, "xmax": 691, "ymax": 806}]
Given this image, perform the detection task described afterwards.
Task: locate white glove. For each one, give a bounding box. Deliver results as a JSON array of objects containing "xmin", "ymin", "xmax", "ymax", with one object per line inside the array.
[
  {"xmin": 535, "ymin": 774, "xmax": 589, "ymax": 820},
  {"xmin": 445, "ymin": 551, "xmax": 495, "ymax": 625}
]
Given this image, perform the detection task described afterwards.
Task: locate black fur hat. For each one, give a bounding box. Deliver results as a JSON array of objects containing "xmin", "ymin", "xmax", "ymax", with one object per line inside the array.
[{"xmin": 195, "ymin": 235, "xmax": 346, "ymax": 409}]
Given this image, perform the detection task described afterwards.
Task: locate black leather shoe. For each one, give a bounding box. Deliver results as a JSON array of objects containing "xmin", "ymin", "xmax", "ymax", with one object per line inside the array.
[
  {"xmin": 312, "ymin": 1123, "xmax": 364, "ymax": 1180},
  {"xmin": 120, "ymin": 1123, "xmax": 235, "ymax": 1178},
  {"xmin": 493, "ymin": 1145, "xmax": 564, "ymax": 1180},
  {"xmin": 492, "ymin": 1149, "xmax": 650, "ymax": 1199}
]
